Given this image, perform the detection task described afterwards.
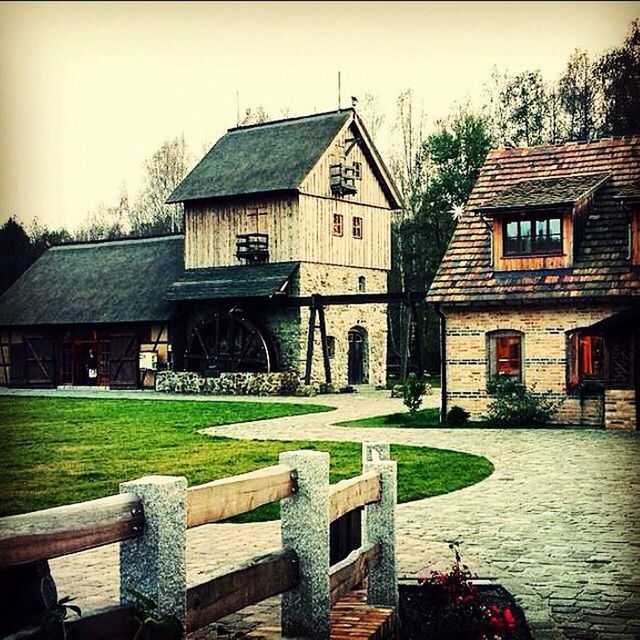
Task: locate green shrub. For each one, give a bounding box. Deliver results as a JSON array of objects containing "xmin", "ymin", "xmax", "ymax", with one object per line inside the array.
[
  {"xmin": 156, "ymin": 370, "xmax": 301, "ymax": 396},
  {"xmin": 486, "ymin": 375, "xmax": 560, "ymax": 427},
  {"xmin": 446, "ymin": 405, "xmax": 470, "ymax": 425},
  {"xmin": 403, "ymin": 373, "xmax": 427, "ymax": 415}
]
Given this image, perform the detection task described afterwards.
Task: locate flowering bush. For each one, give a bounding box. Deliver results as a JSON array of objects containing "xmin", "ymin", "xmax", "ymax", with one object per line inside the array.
[
  {"xmin": 156, "ymin": 370, "xmax": 301, "ymax": 396},
  {"xmin": 486, "ymin": 374, "xmax": 560, "ymax": 427},
  {"xmin": 418, "ymin": 542, "xmax": 516, "ymax": 640}
]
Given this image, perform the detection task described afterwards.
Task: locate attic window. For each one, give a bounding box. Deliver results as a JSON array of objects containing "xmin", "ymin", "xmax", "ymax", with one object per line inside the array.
[
  {"xmin": 504, "ymin": 215, "xmax": 562, "ymax": 256},
  {"xmin": 353, "ymin": 162, "xmax": 362, "ymax": 180}
]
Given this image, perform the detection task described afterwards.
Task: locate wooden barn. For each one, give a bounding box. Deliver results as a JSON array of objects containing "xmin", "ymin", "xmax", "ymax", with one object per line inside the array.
[
  {"xmin": 0, "ymin": 108, "xmax": 404, "ymax": 389},
  {"xmin": 0, "ymin": 236, "xmax": 183, "ymax": 388}
]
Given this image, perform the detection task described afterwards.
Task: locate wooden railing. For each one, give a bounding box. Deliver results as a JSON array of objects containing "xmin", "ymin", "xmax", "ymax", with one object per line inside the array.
[{"xmin": 0, "ymin": 443, "xmax": 397, "ymax": 640}]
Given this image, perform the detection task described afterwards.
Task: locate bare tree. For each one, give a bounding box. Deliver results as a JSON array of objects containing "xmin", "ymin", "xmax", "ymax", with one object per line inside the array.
[
  {"xmin": 77, "ymin": 187, "xmax": 130, "ymax": 241},
  {"xmin": 357, "ymin": 93, "xmax": 385, "ymax": 142},
  {"xmin": 130, "ymin": 136, "xmax": 191, "ymax": 235},
  {"xmin": 558, "ymin": 49, "xmax": 598, "ymax": 141},
  {"xmin": 239, "ymin": 105, "xmax": 270, "ymax": 126}
]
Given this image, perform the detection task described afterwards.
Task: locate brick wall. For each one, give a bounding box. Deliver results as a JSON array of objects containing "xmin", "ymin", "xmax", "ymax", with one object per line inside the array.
[
  {"xmin": 604, "ymin": 389, "xmax": 636, "ymax": 430},
  {"xmin": 443, "ymin": 305, "xmax": 630, "ymax": 428}
]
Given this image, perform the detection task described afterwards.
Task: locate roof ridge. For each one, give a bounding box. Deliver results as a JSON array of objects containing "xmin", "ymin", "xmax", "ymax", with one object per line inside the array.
[
  {"xmin": 227, "ymin": 108, "xmax": 353, "ymax": 133},
  {"xmin": 51, "ymin": 233, "xmax": 184, "ymax": 251},
  {"xmin": 489, "ymin": 135, "xmax": 640, "ymax": 156}
]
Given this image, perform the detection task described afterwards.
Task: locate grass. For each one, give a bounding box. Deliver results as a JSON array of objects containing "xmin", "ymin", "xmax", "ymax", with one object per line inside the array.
[
  {"xmin": 337, "ymin": 407, "xmax": 566, "ymax": 429},
  {"xmin": 0, "ymin": 397, "xmax": 493, "ymax": 520}
]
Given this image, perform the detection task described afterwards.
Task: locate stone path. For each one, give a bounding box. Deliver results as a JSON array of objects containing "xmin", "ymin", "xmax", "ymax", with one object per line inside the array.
[{"xmin": 8, "ymin": 388, "xmax": 639, "ymax": 639}]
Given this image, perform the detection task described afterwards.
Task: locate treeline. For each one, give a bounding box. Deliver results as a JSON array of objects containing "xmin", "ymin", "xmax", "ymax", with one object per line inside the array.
[{"xmin": 376, "ymin": 20, "xmax": 640, "ymax": 372}]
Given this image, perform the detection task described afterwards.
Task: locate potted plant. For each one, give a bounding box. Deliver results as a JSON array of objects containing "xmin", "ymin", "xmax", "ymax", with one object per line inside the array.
[{"xmin": 398, "ymin": 542, "xmax": 532, "ymax": 640}]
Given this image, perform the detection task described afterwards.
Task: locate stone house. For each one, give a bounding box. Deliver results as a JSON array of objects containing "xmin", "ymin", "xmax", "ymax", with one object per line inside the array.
[
  {"xmin": 428, "ymin": 137, "xmax": 640, "ymax": 430},
  {"xmin": 0, "ymin": 109, "xmax": 401, "ymax": 389}
]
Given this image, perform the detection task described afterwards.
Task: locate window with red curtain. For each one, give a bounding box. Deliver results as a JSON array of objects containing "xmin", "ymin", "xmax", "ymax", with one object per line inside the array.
[
  {"xmin": 488, "ymin": 331, "xmax": 522, "ymax": 382},
  {"xmin": 568, "ymin": 333, "xmax": 604, "ymax": 389}
]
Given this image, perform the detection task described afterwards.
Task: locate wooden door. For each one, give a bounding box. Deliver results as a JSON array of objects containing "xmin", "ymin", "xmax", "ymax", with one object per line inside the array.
[
  {"xmin": 348, "ymin": 329, "xmax": 365, "ymax": 385},
  {"xmin": 108, "ymin": 334, "xmax": 138, "ymax": 389},
  {"xmin": 23, "ymin": 336, "xmax": 56, "ymax": 387},
  {"xmin": 8, "ymin": 343, "xmax": 25, "ymax": 385}
]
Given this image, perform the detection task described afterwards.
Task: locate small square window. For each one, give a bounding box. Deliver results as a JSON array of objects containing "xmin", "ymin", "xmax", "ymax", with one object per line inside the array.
[
  {"xmin": 353, "ymin": 161, "xmax": 362, "ymax": 180},
  {"xmin": 352, "ymin": 216, "xmax": 363, "ymax": 239},
  {"xmin": 332, "ymin": 213, "xmax": 343, "ymax": 237},
  {"xmin": 326, "ymin": 336, "xmax": 336, "ymax": 359}
]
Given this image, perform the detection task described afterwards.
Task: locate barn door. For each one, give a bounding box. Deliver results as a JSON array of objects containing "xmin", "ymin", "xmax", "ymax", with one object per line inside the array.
[
  {"xmin": 8, "ymin": 343, "xmax": 25, "ymax": 385},
  {"xmin": 108, "ymin": 334, "xmax": 138, "ymax": 389},
  {"xmin": 23, "ymin": 336, "xmax": 56, "ymax": 387}
]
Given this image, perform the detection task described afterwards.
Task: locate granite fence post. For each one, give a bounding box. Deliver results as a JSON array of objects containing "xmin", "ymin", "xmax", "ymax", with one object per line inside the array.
[
  {"xmin": 119, "ymin": 475, "xmax": 188, "ymax": 628},
  {"xmin": 279, "ymin": 449, "xmax": 330, "ymax": 639},
  {"xmin": 363, "ymin": 446, "xmax": 398, "ymax": 608},
  {"xmin": 362, "ymin": 441, "xmax": 390, "ymax": 463}
]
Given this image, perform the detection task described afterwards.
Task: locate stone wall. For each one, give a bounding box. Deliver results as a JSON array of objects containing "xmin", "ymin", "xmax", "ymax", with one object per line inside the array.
[
  {"xmin": 605, "ymin": 389, "xmax": 637, "ymax": 430},
  {"xmin": 296, "ymin": 263, "xmax": 388, "ymax": 387},
  {"xmin": 443, "ymin": 304, "xmax": 630, "ymax": 427},
  {"xmin": 262, "ymin": 307, "xmax": 302, "ymax": 371}
]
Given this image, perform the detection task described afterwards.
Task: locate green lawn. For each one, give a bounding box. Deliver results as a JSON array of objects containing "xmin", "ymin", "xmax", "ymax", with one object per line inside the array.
[
  {"xmin": 0, "ymin": 397, "xmax": 493, "ymax": 520},
  {"xmin": 337, "ymin": 407, "xmax": 563, "ymax": 429}
]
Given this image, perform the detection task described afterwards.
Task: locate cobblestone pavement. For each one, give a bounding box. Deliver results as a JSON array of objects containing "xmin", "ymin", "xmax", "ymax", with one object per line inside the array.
[{"xmin": 16, "ymin": 388, "xmax": 636, "ymax": 639}]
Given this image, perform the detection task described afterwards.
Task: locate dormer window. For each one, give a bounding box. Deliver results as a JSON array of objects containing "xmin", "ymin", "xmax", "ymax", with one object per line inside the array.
[{"xmin": 504, "ymin": 215, "xmax": 562, "ymax": 256}]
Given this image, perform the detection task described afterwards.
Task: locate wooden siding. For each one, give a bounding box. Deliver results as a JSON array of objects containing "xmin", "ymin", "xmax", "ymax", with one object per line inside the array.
[
  {"xmin": 300, "ymin": 120, "xmax": 392, "ymax": 209},
  {"xmin": 185, "ymin": 195, "xmax": 298, "ymax": 268},
  {"xmin": 492, "ymin": 210, "xmax": 573, "ymax": 271},
  {"xmin": 298, "ymin": 195, "xmax": 390, "ymax": 270}
]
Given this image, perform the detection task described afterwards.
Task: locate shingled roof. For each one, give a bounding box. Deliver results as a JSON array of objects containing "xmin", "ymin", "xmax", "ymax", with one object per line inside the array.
[
  {"xmin": 428, "ymin": 137, "xmax": 640, "ymax": 305},
  {"xmin": 476, "ymin": 172, "xmax": 610, "ymax": 213},
  {"xmin": 165, "ymin": 262, "xmax": 300, "ymax": 301},
  {"xmin": 0, "ymin": 235, "xmax": 184, "ymax": 325},
  {"xmin": 167, "ymin": 110, "xmax": 351, "ymax": 203}
]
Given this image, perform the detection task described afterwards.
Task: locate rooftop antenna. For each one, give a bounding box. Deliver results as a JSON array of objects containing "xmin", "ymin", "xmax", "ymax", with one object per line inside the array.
[
  {"xmin": 236, "ymin": 90, "xmax": 240, "ymax": 126},
  {"xmin": 338, "ymin": 71, "xmax": 341, "ymax": 110}
]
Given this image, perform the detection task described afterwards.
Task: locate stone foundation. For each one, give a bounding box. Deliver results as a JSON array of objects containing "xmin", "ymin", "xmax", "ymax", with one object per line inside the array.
[{"xmin": 604, "ymin": 389, "xmax": 637, "ymax": 430}]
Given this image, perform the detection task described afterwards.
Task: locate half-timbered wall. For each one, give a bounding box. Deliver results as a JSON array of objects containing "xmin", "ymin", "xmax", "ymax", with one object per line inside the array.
[{"xmin": 184, "ymin": 195, "xmax": 298, "ymax": 269}]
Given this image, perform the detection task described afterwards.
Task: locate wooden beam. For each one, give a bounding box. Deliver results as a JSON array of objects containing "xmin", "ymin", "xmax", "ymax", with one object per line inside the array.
[
  {"xmin": 186, "ymin": 464, "xmax": 296, "ymax": 529},
  {"xmin": 0, "ymin": 494, "xmax": 144, "ymax": 568},
  {"xmin": 304, "ymin": 304, "xmax": 317, "ymax": 385},
  {"xmin": 329, "ymin": 542, "xmax": 380, "ymax": 606},
  {"xmin": 317, "ymin": 305, "xmax": 332, "ymax": 385},
  {"xmin": 186, "ymin": 549, "xmax": 299, "ymax": 632},
  {"xmin": 284, "ymin": 291, "xmax": 428, "ymax": 308},
  {"xmin": 328, "ymin": 471, "xmax": 380, "ymax": 523}
]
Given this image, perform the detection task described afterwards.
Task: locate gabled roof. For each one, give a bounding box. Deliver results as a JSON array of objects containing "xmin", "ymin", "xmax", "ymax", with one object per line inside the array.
[
  {"xmin": 167, "ymin": 110, "xmax": 351, "ymax": 203},
  {"xmin": 0, "ymin": 235, "xmax": 184, "ymax": 326},
  {"xmin": 428, "ymin": 137, "xmax": 640, "ymax": 305},
  {"xmin": 476, "ymin": 172, "xmax": 610, "ymax": 213},
  {"xmin": 165, "ymin": 261, "xmax": 300, "ymax": 301}
]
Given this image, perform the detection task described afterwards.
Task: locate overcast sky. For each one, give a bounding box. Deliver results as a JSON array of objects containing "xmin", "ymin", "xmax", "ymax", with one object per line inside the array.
[{"xmin": 0, "ymin": 1, "xmax": 638, "ymax": 232}]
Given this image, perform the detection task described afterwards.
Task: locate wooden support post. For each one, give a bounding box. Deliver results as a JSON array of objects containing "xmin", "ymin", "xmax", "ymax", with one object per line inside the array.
[
  {"xmin": 317, "ymin": 304, "xmax": 332, "ymax": 385},
  {"xmin": 409, "ymin": 301, "xmax": 423, "ymax": 376},
  {"xmin": 304, "ymin": 300, "xmax": 318, "ymax": 385}
]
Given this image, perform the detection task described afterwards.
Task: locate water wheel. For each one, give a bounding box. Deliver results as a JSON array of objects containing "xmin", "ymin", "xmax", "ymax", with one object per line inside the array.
[{"xmin": 185, "ymin": 310, "xmax": 275, "ymax": 374}]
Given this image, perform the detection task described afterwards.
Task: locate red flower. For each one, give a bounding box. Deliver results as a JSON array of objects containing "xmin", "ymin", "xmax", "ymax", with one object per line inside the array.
[
  {"xmin": 503, "ymin": 607, "xmax": 516, "ymax": 629},
  {"xmin": 488, "ymin": 615, "xmax": 504, "ymax": 631}
]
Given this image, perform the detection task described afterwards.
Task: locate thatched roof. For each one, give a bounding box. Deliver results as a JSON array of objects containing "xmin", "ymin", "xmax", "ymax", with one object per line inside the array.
[
  {"xmin": 0, "ymin": 235, "xmax": 184, "ymax": 326},
  {"xmin": 165, "ymin": 262, "xmax": 299, "ymax": 301},
  {"xmin": 167, "ymin": 110, "xmax": 351, "ymax": 203}
]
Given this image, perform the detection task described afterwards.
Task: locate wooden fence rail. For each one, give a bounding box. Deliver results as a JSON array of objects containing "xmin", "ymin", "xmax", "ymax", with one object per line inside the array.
[
  {"xmin": 186, "ymin": 463, "xmax": 296, "ymax": 529},
  {"xmin": 0, "ymin": 493, "xmax": 143, "ymax": 568},
  {"xmin": 328, "ymin": 470, "xmax": 381, "ymax": 523},
  {"xmin": 186, "ymin": 548, "xmax": 299, "ymax": 632},
  {"xmin": 2, "ymin": 443, "xmax": 397, "ymax": 640},
  {"xmin": 329, "ymin": 542, "xmax": 381, "ymax": 606}
]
